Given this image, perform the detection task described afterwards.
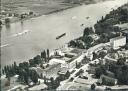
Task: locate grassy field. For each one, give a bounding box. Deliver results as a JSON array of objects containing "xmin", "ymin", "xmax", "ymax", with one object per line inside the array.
[{"xmin": 1, "ymin": 0, "xmax": 110, "ymax": 15}]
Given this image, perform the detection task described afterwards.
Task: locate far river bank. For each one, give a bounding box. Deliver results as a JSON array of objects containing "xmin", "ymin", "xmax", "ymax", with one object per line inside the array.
[{"xmin": 1, "ymin": 0, "xmax": 111, "ymax": 25}]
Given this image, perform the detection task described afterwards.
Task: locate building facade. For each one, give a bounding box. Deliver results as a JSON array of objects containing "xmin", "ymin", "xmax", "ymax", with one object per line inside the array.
[{"xmin": 110, "ymin": 36, "xmax": 126, "ymax": 49}]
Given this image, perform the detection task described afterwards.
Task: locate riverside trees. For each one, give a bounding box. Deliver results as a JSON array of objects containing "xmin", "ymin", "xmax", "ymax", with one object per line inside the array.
[
  {"xmin": 2, "ymin": 61, "xmax": 39, "ymax": 85},
  {"xmin": 94, "ymin": 4, "xmax": 128, "ymax": 36},
  {"xmin": 68, "ymin": 27, "xmax": 94, "ymax": 49},
  {"xmin": 41, "ymin": 49, "xmax": 50, "ymax": 63},
  {"xmin": 2, "ymin": 49, "xmax": 51, "ymax": 85}
]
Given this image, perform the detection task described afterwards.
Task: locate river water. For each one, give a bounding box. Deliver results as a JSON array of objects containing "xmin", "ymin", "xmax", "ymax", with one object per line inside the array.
[{"xmin": 1, "ymin": 0, "xmax": 128, "ymax": 68}]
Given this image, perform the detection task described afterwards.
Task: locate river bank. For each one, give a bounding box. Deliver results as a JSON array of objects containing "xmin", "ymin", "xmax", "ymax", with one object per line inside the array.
[
  {"xmin": 1, "ymin": 6, "xmax": 75, "ymax": 25},
  {"xmin": 1, "ymin": 0, "xmax": 110, "ymax": 25}
]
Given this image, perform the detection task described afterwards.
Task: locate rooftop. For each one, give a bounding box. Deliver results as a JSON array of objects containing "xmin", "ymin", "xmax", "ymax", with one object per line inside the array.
[{"xmin": 49, "ymin": 58, "xmax": 65, "ymax": 64}]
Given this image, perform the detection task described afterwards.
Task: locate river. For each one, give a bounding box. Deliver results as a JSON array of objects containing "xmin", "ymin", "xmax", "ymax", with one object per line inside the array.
[{"xmin": 1, "ymin": 0, "xmax": 128, "ymax": 68}]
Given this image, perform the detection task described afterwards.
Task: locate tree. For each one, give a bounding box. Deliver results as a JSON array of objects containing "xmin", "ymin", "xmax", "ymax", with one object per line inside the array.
[
  {"xmin": 44, "ymin": 76, "xmax": 47, "ymax": 84},
  {"xmin": 41, "ymin": 50, "xmax": 46, "ymax": 62},
  {"xmin": 18, "ymin": 69, "xmax": 24, "ymax": 82},
  {"xmin": 40, "ymin": 73, "xmax": 43, "ymax": 78},
  {"xmin": 91, "ymin": 84, "xmax": 96, "ymax": 90},
  {"xmin": 83, "ymin": 27, "xmax": 94, "ymax": 36},
  {"xmin": 2, "ymin": 69, "xmax": 5, "ymax": 75},
  {"xmin": 30, "ymin": 70, "xmax": 38, "ymax": 84},
  {"xmin": 40, "ymin": 64, "xmax": 45, "ymax": 69},
  {"xmin": 95, "ymin": 66, "xmax": 106, "ymax": 78},
  {"xmin": 98, "ymin": 33, "xmax": 109, "ymax": 43},
  {"xmin": 82, "ymin": 36, "xmax": 93, "ymax": 45},
  {"xmin": 0, "ymin": 20, "xmax": 2, "ymax": 25},
  {"xmin": 14, "ymin": 61, "xmax": 17, "ymax": 69},
  {"xmin": 29, "ymin": 59, "xmax": 36, "ymax": 67},
  {"xmin": 5, "ymin": 18, "xmax": 10, "ymax": 24},
  {"xmin": 33, "ymin": 71, "xmax": 38, "ymax": 84},
  {"xmin": 119, "ymin": 8, "xmax": 128, "ymax": 23},
  {"xmin": 4, "ymin": 66, "xmax": 7, "ymax": 74},
  {"xmin": 34, "ymin": 55, "xmax": 41, "ymax": 64},
  {"xmin": 44, "ymin": 50, "xmax": 46, "ymax": 59},
  {"xmin": 50, "ymin": 77, "xmax": 54, "ymax": 85},
  {"xmin": 68, "ymin": 40, "xmax": 77, "ymax": 47},
  {"xmin": 116, "ymin": 58, "xmax": 125, "ymax": 65},
  {"xmin": 65, "ymin": 71, "xmax": 70, "ymax": 78},
  {"xmin": 92, "ymin": 52, "xmax": 97, "ymax": 60},
  {"xmin": 99, "ymin": 51, "xmax": 107, "ymax": 59},
  {"xmin": 47, "ymin": 49, "xmax": 49, "ymax": 59},
  {"xmin": 116, "ymin": 65, "xmax": 128, "ymax": 85},
  {"xmin": 55, "ymin": 77, "xmax": 60, "ymax": 87},
  {"xmin": 121, "ymin": 66, "xmax": 128, "ymax": 85},
  {"xmin": 23, "ymin": 71, "xmax": 29, "ymax": 85},
  {"xmin": 20, "ymin": 14, "xmax": 25, "ymax": 19},
  {"xmin": 41, "ymin": 52, "xmax": 44, "ymax": 58}
]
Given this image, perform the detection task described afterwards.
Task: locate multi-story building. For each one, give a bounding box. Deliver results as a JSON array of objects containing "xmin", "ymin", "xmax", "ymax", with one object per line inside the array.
[{"xmin": 110, "ymin": 36, "xmax": 126, "ymax": 50}]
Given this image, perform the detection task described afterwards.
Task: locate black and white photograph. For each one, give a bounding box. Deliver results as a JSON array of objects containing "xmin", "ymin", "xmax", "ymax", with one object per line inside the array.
[{"xmin": 0, "ymin": 0, "xmax": 128, "ymax": 91}]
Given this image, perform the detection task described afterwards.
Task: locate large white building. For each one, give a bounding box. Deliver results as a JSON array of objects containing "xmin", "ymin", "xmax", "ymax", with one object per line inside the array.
[
  {"xmin": 49, "ymin": 57, "xmax": 78, "ymax": 69},
  {"xmin": 110, "ymin": 36, "xmax": 126, "ymax": 50}
]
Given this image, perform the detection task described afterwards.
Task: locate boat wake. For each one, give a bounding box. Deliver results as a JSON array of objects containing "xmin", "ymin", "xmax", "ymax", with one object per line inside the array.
[
  {"xmin": 11, "ymin": 30, "xmax": 31, "ymax": 37},
  {"xmin": 71, "ymin": 16, "xmax": 77, "ymax": 20},
  {"xmin": 0, "ymin": 44, "xmax": 10, "ymax": 48}
]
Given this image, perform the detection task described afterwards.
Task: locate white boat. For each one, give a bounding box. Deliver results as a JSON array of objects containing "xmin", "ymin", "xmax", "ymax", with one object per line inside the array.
[{"xmin": 12, "ymin": 30, "xmax": 30, "ymax": 37}]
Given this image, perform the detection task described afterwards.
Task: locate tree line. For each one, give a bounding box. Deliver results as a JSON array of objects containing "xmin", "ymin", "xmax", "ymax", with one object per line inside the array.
[{"xmin": 2, "ymin": 49, "xmax": 50, "ymax": 85}]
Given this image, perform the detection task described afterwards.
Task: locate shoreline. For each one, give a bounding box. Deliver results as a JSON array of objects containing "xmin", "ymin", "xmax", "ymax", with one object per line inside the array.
[
  {"xmin": 1, "ymin": 5, "xmax": 76, "ymax": 25},
  {"xmin": 1, "ymin": 0, "xmax": 108, "ymax": 25}
]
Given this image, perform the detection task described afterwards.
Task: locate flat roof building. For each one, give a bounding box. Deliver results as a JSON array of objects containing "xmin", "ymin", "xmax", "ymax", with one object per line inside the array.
[{"xmin": 110, "ymin": 36, "xmax": 126, "ymax": 50}]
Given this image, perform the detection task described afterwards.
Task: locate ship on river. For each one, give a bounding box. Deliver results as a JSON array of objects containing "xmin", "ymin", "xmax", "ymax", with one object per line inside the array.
[{"xmin": 56, "ymin": 33, "xmax": 66, "ymax": 39}]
